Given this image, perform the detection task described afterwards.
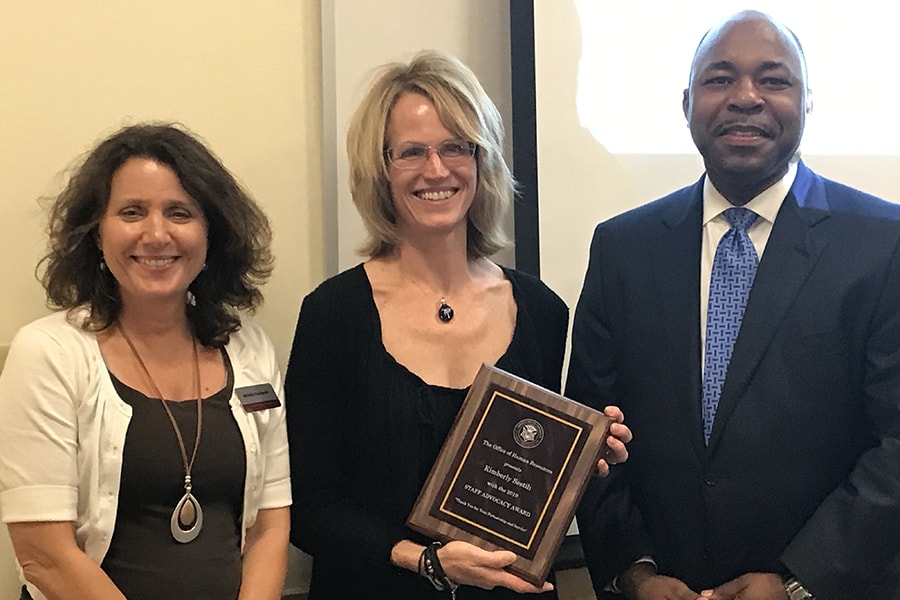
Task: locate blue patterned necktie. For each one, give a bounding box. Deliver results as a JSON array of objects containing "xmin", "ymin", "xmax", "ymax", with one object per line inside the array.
[{"xmin": 702, "ymin": 207, "xmax": 759, "ymax": 443}]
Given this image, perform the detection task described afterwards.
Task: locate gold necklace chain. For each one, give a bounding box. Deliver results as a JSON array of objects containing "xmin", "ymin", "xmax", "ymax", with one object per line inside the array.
[
  {"xmin": 117, "ymin": 322, "xmax": 203, "ymax": 485},
  {"xmin": 400, "ymin": 269, "xmax": 456, "ymax": 323}
]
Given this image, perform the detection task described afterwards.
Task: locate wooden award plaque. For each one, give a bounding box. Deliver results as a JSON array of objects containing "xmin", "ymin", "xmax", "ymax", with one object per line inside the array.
[{"xmin": 407, "ymin": 363, "xmax": 611, "ymax": 586}]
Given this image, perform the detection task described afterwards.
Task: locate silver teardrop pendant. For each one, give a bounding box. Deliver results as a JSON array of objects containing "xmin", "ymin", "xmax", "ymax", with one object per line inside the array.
[{"xmin": 170, "ymin": 491, "xmax": 203, "ymax": 543}]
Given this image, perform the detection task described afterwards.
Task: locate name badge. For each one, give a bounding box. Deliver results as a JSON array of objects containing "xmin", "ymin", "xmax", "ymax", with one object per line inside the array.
[{"xmin": 236, "ymin": 383, "xmax": 281, "ymax": 412}]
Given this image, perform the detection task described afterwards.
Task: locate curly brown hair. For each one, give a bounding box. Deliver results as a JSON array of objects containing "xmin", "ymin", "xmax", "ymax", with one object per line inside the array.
[{"xmin": 39, "ymin": 122, "xmax": 273, "ymax": 347}]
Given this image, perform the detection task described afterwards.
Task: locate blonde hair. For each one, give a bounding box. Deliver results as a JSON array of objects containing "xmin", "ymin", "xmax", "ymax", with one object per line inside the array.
[{"xmin": 346, "ymin": 50, "xmax": 514, "ymax": 258}]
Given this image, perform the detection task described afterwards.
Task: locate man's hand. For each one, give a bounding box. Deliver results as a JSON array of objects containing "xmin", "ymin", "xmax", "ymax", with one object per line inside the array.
[
  {"xmin": 699, "ymin": 572, "xmax": 788, "ymax": 600},
  {"xmin": 596, "ymin": 405, "xmax": 632, "ymax": 476},
  {"xmin": 619, "ymin": 562, "xmax": 698, "ymax": 600}
]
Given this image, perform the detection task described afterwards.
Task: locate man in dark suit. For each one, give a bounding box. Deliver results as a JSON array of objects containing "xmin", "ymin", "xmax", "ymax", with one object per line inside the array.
[{"xmin": 567, "ymin": 10, "xmax": 900, "ymax": 600}]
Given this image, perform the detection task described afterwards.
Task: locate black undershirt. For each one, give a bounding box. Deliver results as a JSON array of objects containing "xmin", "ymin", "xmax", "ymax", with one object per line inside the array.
[{"xmin": 102, "ymin": 350, "xmax": 246, "ymax": 600}]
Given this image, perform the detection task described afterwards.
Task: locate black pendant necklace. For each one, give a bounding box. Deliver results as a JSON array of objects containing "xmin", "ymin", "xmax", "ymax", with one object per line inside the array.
[{"xmin": 438, "ymin": 297, "xmax": 454, "ymax": 323}]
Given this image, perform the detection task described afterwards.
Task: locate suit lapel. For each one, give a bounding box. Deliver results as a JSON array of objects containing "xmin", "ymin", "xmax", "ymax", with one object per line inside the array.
[
  {"xmin": 707, "ymin": 165, "xmax": 830, "ymax": 450},
  {"xmin": 657, "ymin": 182, "xmax": 708, "ymax": 459}
]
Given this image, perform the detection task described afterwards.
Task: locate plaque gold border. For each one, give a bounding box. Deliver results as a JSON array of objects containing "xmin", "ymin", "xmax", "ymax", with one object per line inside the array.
[
  {"xmin": 407, "ymin": 364, "xmax": 611, "ymax": 586},
  {"xmin": 436, "ymin": 389, "xmax": 585, "ymax": 551}
]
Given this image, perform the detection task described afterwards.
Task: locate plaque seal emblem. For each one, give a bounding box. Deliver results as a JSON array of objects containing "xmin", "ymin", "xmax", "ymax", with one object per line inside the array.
[{"xmin": 514, "ymin": 418, "xmax": 544, "ymax": 449}]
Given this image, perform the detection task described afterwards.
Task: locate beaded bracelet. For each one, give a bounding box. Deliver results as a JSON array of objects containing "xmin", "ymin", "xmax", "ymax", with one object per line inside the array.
[{"xmin": 418, "ymin": 541, "xmax": 458, "ymax": 598}]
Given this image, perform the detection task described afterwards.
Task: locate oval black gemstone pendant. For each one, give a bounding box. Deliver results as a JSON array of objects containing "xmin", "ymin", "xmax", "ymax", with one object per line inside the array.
[{"xmin": 438, "ymin": 300, "xmax": 454, "ymax": 323}]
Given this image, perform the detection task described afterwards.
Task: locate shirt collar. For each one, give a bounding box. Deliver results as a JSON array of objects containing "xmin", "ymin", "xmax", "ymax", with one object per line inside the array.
[{"xmin": 702, "ymin": 159, "xmax": 798, "ymax": 226}]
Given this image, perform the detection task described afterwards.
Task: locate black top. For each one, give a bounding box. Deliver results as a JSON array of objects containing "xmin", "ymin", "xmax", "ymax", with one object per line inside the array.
[
  {"xmin": 286, "ymin": 264, "xmax": 568, "ymax": 599},
  {"xmin": 103, "ymin": 351, "xmax": 245, "ymax": 600}
]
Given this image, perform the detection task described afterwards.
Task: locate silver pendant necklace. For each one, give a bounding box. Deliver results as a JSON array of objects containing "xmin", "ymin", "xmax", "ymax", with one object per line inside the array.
[{"xmin": 119, "ymin": 323, "xmax": 204, "ymax": 543}]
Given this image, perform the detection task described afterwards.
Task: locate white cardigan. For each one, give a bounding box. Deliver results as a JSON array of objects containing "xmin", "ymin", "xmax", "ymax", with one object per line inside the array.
[{"xmin": 0, "ymin": 310, "xmax": 291, "ymax": 597}]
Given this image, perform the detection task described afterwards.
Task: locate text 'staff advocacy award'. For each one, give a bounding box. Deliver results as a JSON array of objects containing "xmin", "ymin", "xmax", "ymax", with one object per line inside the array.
[{"xmin": 407, "ymin": 364, "xmax": 611, "ymax": 585}]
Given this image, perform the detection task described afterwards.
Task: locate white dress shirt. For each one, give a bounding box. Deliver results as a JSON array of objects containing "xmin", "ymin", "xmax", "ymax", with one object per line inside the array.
[{"xmin": 700, "ymin": 160, "xmax": 799, "ymax": 366}]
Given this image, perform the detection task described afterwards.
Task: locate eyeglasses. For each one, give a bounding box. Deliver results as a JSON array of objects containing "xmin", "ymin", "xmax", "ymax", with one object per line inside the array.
[{"xmin": 385, "ymin": 139, "xmax": 476, "ymax": 170}]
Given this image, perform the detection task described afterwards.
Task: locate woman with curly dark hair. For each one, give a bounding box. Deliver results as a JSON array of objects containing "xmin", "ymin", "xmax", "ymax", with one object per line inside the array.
[{"xmin": 0, "ymin": 123, "xmax": 290, "ymax": 600}]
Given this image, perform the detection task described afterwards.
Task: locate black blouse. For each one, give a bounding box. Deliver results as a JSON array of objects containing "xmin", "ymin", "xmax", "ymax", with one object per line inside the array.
[{"xmin": 286, "ymin": 264, "xmax": 568, "ymax": 599}]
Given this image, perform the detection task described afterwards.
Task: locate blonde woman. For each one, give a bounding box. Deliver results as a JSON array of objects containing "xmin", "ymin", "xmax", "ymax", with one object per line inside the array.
[{"xmin": 286, "ymin": 52, "xmax": 630, "ymax": 599}]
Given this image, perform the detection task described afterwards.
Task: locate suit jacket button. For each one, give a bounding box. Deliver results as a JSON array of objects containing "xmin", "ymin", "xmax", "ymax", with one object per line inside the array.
[{"xmin": 704, "ymin": 473, "xmax": 717, "ymax": 486}]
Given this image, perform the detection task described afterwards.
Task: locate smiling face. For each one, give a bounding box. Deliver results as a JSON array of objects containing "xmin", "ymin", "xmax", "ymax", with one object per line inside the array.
[
  {"xmin": 683, "ymin": 15, "xmax": 808, "ymax": 203},
  {"xmin": 385, "ymin": 92, "xmax": 477, "ymax": 242},
  {"xmin": 98, "ymin": 157, "xmax": 208, "ymax": 309}
]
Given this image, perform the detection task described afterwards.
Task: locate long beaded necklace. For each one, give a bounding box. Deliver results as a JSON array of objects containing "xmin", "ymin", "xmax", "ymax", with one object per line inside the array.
[{"xmin": 118, "ymin": 322, "xmax": 204, "ymax": 543}]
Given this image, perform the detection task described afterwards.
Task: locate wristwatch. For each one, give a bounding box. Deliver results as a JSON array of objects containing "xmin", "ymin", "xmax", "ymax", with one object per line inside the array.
[{"xmin": 783, "ymin": 576, "xmax": 816, "ymax": 600}]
